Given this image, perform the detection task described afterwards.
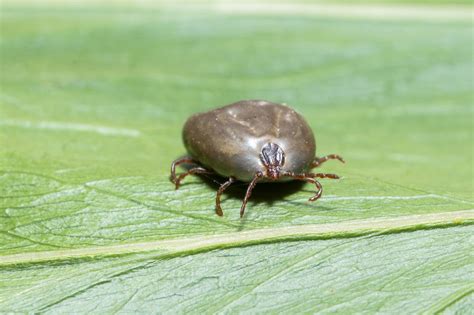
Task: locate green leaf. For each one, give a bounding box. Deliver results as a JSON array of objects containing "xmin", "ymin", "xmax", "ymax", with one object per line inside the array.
[{"xmin": 1, "ymin": 1, "xmax": 473, "ymax": 313}]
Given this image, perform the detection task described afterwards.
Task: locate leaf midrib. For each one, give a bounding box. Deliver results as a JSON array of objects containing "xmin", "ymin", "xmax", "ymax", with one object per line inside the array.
[{"xmin": 1, "ymin": 209, "xmax": 473, "ymax": 266}]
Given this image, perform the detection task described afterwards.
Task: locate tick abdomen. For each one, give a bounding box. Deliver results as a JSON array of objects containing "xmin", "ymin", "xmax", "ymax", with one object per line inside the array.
[{"xmin": 183, "ymin": 100, "xmax": 316, "ymax": 181}]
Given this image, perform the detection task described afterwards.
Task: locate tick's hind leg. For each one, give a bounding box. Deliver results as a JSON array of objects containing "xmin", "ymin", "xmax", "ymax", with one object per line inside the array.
[
  {"xmin": 311, "ymin": 154, "xmax": 345, "ymax": 168},
  {"xmin": 308, "ymin": 173, "xmax": 340, "ymax": 180},
  {"xmin": 215, "ymin": 177, "xmax": 235, "ymax": 216},
  {"xmin": 173, "ymin": 167, "xmax": 214, "ymax": 190},
  {"xmin": 170, "ymin": 156, "xmax": 196, "ymax": 183},
  {"xmin": 170, "ymin": 156, "xmax": 214, "ymax": 189}
]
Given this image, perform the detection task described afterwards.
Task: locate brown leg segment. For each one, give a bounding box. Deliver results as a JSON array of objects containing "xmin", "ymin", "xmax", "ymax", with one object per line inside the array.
[
  {"xmin": 170, "ymin": 156, "xmax": 196, "ymax": 184},
  {"xmin": 305, "ymin": 178, "xmax": 323, "ymax": 202},
  {"xmin": 283, "ymin": 172, "xmax": 323, "ymax": 201},
  {"xmin": 311, "ymin": 154, "xmax": 345, "ymax": 168},
  {"xmin": 174, "ymin": 166, "xmax": 214, "ymax": 190},
  {"xmin": 215, "ymin": 177, "xmax": 235, "ymax": 216},
  {"xmin": 307, "ymin": 173, "xmax": 340, "ymax": 179},
  {"xmin": 240, "ymin": 172, "xmax": 263, "ymax": 218},
  {"xmin": 283, "ymin": 171, "xmax": 340, "ymax": 202}
]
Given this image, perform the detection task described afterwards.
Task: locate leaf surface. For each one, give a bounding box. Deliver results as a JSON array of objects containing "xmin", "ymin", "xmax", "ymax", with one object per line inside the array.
[{"xmin": 0, "ymin": 1, "xmax": 473, "ymax": 313}]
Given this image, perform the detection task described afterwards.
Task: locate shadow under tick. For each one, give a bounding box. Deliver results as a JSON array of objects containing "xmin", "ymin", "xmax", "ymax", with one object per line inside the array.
[
  {"xmin": 178, "ymin": 162, "xmax": 334, "ymax": 217},
  {"xmin": 197, "ymin": 173, "xmax": 307, "ymax": 205}
]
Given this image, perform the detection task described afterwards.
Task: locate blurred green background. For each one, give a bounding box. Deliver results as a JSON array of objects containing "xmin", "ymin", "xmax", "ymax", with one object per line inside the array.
[
  {"xmin": 0, "ymin": 0, "xmax": 473, "ymax": 313},
  {"xmin": 1, "ymin": 0, "xmax": 472, "ymax": 198}
]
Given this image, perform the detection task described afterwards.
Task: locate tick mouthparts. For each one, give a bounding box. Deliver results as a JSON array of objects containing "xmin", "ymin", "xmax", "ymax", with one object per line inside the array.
[
  {"xmin": 267, "ymin": 168, "xmax": 280, "ymax": 179},
  {"xmin": 260, "ymin": 142, "xmax": 285, "ymax": 167}
]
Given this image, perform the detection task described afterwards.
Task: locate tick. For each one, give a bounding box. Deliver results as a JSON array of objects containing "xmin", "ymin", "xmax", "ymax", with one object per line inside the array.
[{"xmin": 170, "ymin": 100, "xmax": 345, "ymax": 218}]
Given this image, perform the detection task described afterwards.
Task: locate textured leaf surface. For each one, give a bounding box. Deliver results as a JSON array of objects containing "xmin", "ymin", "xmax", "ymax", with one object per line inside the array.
[{"xmin": 0, "ymin": 1, "xmax": 473, "ymax": 313}]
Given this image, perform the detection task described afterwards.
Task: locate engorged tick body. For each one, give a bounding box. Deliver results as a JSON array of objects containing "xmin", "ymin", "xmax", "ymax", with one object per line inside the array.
[{"xmin": 170, "ymin": 100, "xmax": 345, "ymax": 218}]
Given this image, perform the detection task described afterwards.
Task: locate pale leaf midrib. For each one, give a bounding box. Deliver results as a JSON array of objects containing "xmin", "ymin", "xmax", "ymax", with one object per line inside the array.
[
  {"xmin": 3, "ymin": 2, "xmax": 472, "ymax": 22},
  {"xmin": 1, "ymin": 209, "xmax": 473, "ymax": 266},
  {"xmin": 213, "ymin": 3, "xmax": 473, "ymax": 21}
]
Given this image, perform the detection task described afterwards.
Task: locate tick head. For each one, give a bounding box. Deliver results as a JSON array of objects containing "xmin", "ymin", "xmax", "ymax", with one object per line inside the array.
[{"xmin": 260, "ymin": 142, "xmax": 285, "ymax": 180}]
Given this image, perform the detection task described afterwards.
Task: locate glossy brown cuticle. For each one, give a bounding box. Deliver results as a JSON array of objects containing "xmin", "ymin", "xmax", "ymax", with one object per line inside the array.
[{"xmin": 170, "ymin": 100, "xmax": 345, "ymax": 218}]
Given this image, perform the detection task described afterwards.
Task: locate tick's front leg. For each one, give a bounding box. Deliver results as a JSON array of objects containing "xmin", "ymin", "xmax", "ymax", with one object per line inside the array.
[
  {"xmin": 240, "ymin": 172, "xmax": 263, "ymax": 218},
  {"xmin": 282, "ymin": 171, "xmax": 324, "ymax": 202}
]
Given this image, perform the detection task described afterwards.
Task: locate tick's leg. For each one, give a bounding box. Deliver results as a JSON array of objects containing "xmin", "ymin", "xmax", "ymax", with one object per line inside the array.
[
  {"xmin": 311, "ymin": 154, "xmax": 345, "ymax": 168},
  {"xmin": 306, "ymin": 178, "xmax": 323, "ymax": 202},
  {"xmin": 306, "ymin": 173, "xmax": 340, "ymax": 180},
  {"xmin": 283, "ymin": 172, "xmax": 340, "ymax": 180},
  {"xmin": 240, "ymin": 172, "xmax": 263, "ymax": 218},
  {"xmin": 170, "ymin": 156, "xmax": 196, "ymax": 184},
  {"xmin": 215, "ymin": 177, "xmax": 236, "ymax": 216},
  {"xmin": 282, "ymin": 172, "xmax": 325, "ymax": 202},
  {"xmin": 173, "ymin": 166, "xmax": 214, "ymax": 190}
]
